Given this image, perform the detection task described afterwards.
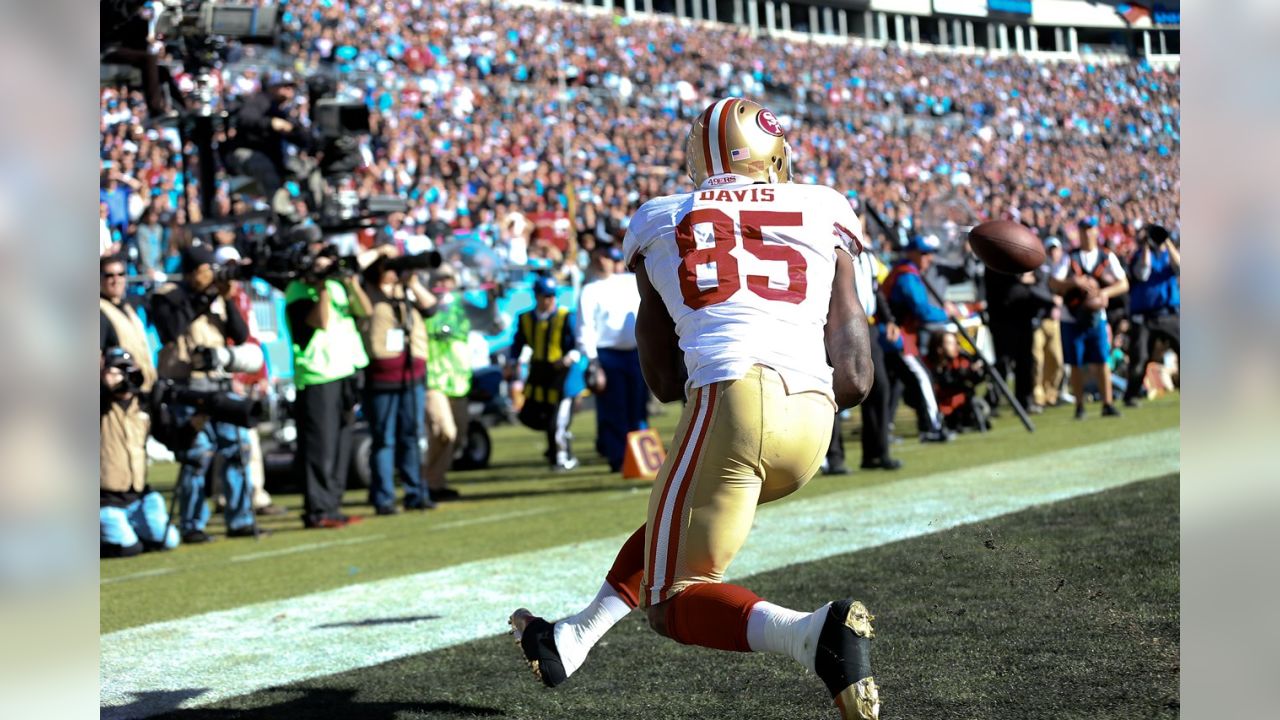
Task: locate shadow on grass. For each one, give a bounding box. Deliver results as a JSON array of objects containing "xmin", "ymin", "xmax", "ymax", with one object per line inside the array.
[
  {"xmin": 147, "ymin": 687, "xmax": 501, "ymax": 719},
  {"xmin": 315, "ymin": 614, "xmax": 441, "ymax": 629},
  {"xmin": 102, "ymin": 689, "xmax": 210, "ymax": 720}
]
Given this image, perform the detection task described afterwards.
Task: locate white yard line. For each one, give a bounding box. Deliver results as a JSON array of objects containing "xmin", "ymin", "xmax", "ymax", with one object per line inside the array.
[
  {"xmin": 426, "ymin": 507, "xmax": 551, "ymax": 531},
  {"xmin": 101, "ymin": 428, "xmax": 1178, "ymax": 718},
  {"xmin": 100, "ymin": 567, "xmax": 176, "ymax": 585},
  {"xmin": 229, "ymin": 535, "xmax": 388, "ymax": 563}
]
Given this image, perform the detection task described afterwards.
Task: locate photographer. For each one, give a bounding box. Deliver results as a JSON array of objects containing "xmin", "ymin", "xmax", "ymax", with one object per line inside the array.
[
  {"xmin": 100, "ymin": 349, "xmax": 179, "ymax": 558},
  {"xmin": 359, "ymin": 246, "xmax": 440, "ymax": 514},
  {"xmin": 225, "ymin": 72, "xmax": 310, "ymax": 200},
  {"xmin": 1123, "ymin": 224, "xmax": 1180, "ymax": 407},
  {"xmin": 100, "ymin": 254, "xmax": 156, "ymax": 391},
  {"xmin": 150, "ymin": 243, "xmax": 258, "ymax": 543},
  {"xmin": 285, "ymin": 237, "xmax": 380, "ymax": 529}
]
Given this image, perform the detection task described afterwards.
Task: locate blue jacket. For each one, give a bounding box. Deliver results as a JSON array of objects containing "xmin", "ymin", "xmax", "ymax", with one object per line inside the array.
[
  {"xmin": 1128, "ymin": 249, "xmax": 1179, "ymax": 315},
  {"xmin": 885, "ymin": 263, "xmax": 949, "ymax": 326}
]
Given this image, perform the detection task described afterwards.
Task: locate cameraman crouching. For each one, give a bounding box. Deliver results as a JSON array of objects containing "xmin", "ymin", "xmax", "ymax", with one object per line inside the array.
[
  {"xmin": 151, "ymin": 244, "xmax": 258, "ymax": 543},
  {"xmin": 101, "ymin": 349, "xmax": 180, "ymax": 557},
  {"xmin": 285, "ymin": 237, "xmax": 383, "ymax": 529}
]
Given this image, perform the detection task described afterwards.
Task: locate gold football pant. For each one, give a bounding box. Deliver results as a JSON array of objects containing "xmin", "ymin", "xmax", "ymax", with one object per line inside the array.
[{"xmin": 641, "ymin": 365, "xmax": 834, "ymax": 607}]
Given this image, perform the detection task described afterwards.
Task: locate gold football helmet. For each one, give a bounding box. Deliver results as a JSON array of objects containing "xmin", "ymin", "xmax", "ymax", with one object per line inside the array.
[{"xmin": 685, "ymin": 97, "xmax": 792, "ymax": 187}]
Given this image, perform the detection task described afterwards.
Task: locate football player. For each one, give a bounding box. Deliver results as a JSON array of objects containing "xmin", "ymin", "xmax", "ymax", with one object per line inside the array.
[{"xmin": 510, "ymin": 98, "xmax": 880, "ymax": 719}]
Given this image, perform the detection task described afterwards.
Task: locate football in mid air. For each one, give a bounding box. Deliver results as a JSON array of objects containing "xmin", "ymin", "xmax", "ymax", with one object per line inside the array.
[{"xmin": 968, "ymin": 220, "xmax": 1046, "ymax": 275}]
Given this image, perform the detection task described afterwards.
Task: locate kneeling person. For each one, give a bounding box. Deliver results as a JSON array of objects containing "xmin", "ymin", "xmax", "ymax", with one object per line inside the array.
[
  {"xmin": 101, "ymin": 348, "xmax": 179, "ymax": 558},
  {"xmin": 509, "ymin": 99, "xmax": 880, "ymax": 720}
]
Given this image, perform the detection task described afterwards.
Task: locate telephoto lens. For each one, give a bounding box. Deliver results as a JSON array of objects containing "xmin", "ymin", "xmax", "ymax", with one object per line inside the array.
[
  {"xmin": 190, "ymin": 344, "xmax": 265, "ymax": 374},
  {"xmin": 212, "ymin": 262, "xmax": 245, "ymax": 284},
  {"xmin": 386, "ymin": 251, "xmax": 443, "ymax": 273}
]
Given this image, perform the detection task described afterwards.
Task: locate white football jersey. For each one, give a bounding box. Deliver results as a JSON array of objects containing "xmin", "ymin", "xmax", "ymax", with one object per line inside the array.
[{"xmin": 623, "ymin": 180, "xmax": 864, "ymax": 399}]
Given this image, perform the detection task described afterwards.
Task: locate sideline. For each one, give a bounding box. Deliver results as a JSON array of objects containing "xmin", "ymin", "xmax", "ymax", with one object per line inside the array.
[{"xmin": 101, "ymin": 428, "xmax": 1178, "ymax": 718}]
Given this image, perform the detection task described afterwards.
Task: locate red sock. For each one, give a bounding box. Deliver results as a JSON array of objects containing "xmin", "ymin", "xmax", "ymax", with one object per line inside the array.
[
  {"xmin": 665, "ymin": 583, "xmax": 761, "ymax": 652},
  {"xmin": 604, "ymin": 524, "xmax": 646, "ymax": 609}
]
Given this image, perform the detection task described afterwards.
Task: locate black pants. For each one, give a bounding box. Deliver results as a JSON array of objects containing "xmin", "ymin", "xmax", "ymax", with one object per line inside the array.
[
  {"xmin": 991, "ymin": 320, "xmax": 1035, "ymax": 408},
  {"xmin": 860, "ymin": 336, "xmax": 893, "ymax": 463},
  {"xmin": 1125, "ymin": 312, "xmax": 1180, "ymax": 401},
  {"xmin": 826, "ymin": 412, "xmax": 845, "ymax": 469},
  {"xmin": 296, "ymin": 375, "xmax": 357, "ymax": 522}
]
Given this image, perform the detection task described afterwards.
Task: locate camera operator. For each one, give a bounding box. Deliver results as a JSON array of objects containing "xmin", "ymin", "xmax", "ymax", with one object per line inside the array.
[
  {"xmin": 1123, "ymin": 224, "xmax": 1180, "ymax": 407},
  {"xmin": 285, "ymin": 236, "xmax": 382, "ymax": 529},
  {"xmin": 100, "ymin": 254, "xmax": 156, "ymax": 391},
  {"xmin": 150, "ymin": 243, "xmax": 259, "ymax": 543},
  {"xmin": 225, "ymin": 72, "xmax": 310, "ymax": 200},
  {"xmin": 100, "ymin": 348, "xmax": 180, "ymax": 558},
  {"xmin": 359, "ymin": 245, "xmax": 440, "ymax": 514}
]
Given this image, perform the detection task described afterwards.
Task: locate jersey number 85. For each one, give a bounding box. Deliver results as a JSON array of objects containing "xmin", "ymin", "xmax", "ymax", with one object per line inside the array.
[{"xmin": 676, "ymin": 208, "xmax": 808, "ymax": 309}]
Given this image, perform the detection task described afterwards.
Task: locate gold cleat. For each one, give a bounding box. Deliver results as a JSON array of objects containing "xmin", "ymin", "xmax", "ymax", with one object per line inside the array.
[
  {"xmin": 508, "ymin": 608, "xmax": 568, "ymax": 688},
  {"xmin": 815, "ymin": 598, "xmax": 880, "ymax": 719},
  {"xmin": 834, "ymin": 677, "xmax": 880, "ymax": 720}
]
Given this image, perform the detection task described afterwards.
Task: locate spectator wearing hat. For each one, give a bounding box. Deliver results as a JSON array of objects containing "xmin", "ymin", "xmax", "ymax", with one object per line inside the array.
[
  {"xmin": 422, "ymin": 262, "xmax": 471, "ymax": 500},
  {"xmin": 1123, "ymin": 224, "xmax": 1180, "ymax": 406},
  {"xmin": 1050, "ymin": 219, "xmax": 1130, "ymax": 419},
  {"xmin": 150, "ymin": 243, "xmax": 258, "ymax": 542},
  {"xmin": 1031, "ymin": 237, "xmax": 1067, "ymax": 408},
  {"xmin": 881, "ymin": 234, "xmax": 955, "ymax": 443},
  {"xmin": 509, "ymin": 276, "xmax": 581, "ymax": 471},
  {"xmin": 579, "ymin": 242, "xmax": 647, "ymax": 472}
]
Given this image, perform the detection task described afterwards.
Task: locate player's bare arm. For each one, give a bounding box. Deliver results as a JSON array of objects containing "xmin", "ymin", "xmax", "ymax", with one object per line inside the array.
[
  {"xmin": 825, "ymin": 250, "xmax": 874, "ymax": 410},
  {"xmin": 634, "ymin": 260, "xmax": 684, "ymax": 404}
]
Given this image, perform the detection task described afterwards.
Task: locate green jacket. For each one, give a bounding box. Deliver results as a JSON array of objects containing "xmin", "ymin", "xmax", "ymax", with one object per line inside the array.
[
  {"xmin": 425, "ymin": 293, "xmax": 471, "ymax": 397},
  {"xmin": 285, "ymin": 279, "xmax": 369, "ymax": 388}
]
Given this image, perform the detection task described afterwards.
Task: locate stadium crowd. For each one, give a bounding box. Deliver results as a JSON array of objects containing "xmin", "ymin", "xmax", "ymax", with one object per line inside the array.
[{"xmin": 99, "ymin": 0, "xmax": 1179, "ymax": 555}]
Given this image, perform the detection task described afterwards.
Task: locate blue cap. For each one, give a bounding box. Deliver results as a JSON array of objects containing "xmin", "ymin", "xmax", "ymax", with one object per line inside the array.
[
  {"xmin": 907, "ymin": 234, "xmax": 941, "ymax": 254},
  {"xmin": 532, "ymin": 276, "xmax": 558, "ymax": 298}
]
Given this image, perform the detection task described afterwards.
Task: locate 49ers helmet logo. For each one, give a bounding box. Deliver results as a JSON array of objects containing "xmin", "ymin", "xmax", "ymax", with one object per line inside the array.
[{"xmin": 756, "ymin": 109, "xmax": 783, "ymax": 137}]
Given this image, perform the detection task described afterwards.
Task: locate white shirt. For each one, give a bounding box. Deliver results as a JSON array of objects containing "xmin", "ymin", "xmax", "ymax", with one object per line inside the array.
[
  {"xmin": 623, "ymin": 180, "xmax": 863, "ymax": 398},
  {"xmin": 852, "ymin": 250, "xmax": 879, "ymax": 318},
  {"xmin": 577, "ymin": 272, "xmax": 640, "ymax": 359},
  {"xmin": 1051, "ymin": 247, "xmax": 1127, "ymax": 324}
]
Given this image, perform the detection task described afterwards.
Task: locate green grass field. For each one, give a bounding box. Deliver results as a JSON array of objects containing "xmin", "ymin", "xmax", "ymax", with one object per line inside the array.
[
  {"xmin": 102, "ymin": 395, "xmax": 1179, "ymax": 718},
  {"xmin": 140, "ymin": 475, "xmax": 1178, "ymax": 720}
]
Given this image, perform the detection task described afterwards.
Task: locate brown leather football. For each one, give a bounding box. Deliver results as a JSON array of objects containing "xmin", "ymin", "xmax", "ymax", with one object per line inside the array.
[{"xmin": 968, "ymin": 220, "xmax": 1046, "ymax": 275}]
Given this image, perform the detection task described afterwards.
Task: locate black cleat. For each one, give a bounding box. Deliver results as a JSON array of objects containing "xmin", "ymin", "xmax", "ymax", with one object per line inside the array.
[
  {"xmin": 814, "ymin": 599, "xmax": 880, "ymax": 720},
  {"xmin": 509, "ymin": 609, "xmax": 568, "ymax": 688},
  {"xmin": 1101, "ymin": 403, "xmax": 1122, "ymax": 418},
  {"xmin": 182, "ymin": 529, "xmax": 214, "ymax": 544},
  {"xmin": 860, "ymin": 456, "xmax": 902, "ymax": 471}
]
